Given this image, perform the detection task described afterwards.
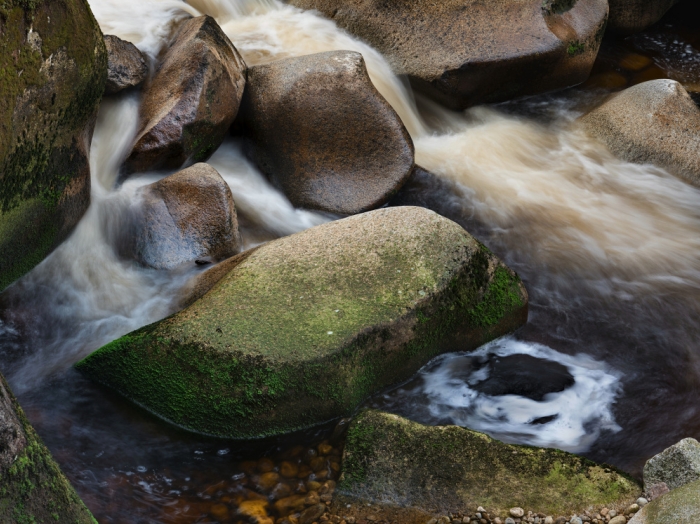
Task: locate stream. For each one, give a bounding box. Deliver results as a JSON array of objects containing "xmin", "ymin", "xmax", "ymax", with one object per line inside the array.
[{"xmin": 1, "ymin": 0, "xmax": 700, "ymax": 522}]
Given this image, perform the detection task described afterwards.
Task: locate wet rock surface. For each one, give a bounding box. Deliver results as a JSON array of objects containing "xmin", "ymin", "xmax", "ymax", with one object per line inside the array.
[
  {"xmin": 104, "ymin": 34, "xmax": 148, "ymax": 94},
  {"xmin": 579, "ymin": 79, "xmax": 700, "ymax": 188},
  {"xmin": 0, "ymin": 0, "xmax": 107, "ymax": 291},
  {"xmin": 118, "ymin": 163, "xmax": 241, "ymax": 270},
  {"xmin": 470, "ymin": 353, "xmax": 575, "ymax": 401},
  {"xmin": 0, "ymin": 373, "xmax": 95, "ymax": 523},
  {"xmin": 332, "ymin": 410, "xmax": 640, "ymax": 524},
  {"xmin": 76, "ymin": 207, "xmax": 528, "ymax": 439},
  {"xmin": 607, "ymin": 0, "xmax": 681, "ymax": 35},
  {"xmin": 288, "ymin": 0, "xmax": 608, "ymax": 109},
  {"xmin": 643, "ymin": 438, "xmax": 700, "ymax": 492},
  {"xmin": 241, "ymin": 50, "xmax": 414, "ymax": 215},
  {"xmin": 122, "ymin": 15, "xmax": 246, "ymax": 176}
]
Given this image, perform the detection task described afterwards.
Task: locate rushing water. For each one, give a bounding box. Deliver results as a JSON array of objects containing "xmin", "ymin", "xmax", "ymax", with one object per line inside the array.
[{"xmin": 1, "ymin": 0, "xmax": 700, "ymax": 521}]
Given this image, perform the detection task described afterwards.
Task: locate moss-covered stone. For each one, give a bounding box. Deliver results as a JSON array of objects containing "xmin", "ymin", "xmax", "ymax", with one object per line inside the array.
[
  {"xmin": 0, "ymin": 0, "xmax": 107, "ymax": 291},
  {"xmin": 629, "ymin": 479, "xmax": 700, "ymax": 524},
  {"xmin": 76, "ymin": 207, "xmax": 528, "ymax": 439},
  {"xmin": 0, "ymin": 373, "xmax": 96, "ymax": 523},
  {"xmin": 335, "ymin": 410, "xmax": 641, "ymax": 522}
]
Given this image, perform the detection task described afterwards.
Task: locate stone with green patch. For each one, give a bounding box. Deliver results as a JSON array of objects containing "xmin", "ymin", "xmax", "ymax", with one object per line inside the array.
[
  {"xmin": 334, "ymin": 410, "xmax": 641, "ymax": 523},
  {"xmin": 0, "ymin": 373, "xmax": 96, "ymax": 523},
  {"xmin": 76, "ymin": 207, "xmax": 528, "ymax": 439},
  {"xmin": 629, "ymin": 478, "xmax": 700, "ymax": 524},
  {"xmin": 0, "ymin": 0, "xmax": 107, "ymax": 292}
]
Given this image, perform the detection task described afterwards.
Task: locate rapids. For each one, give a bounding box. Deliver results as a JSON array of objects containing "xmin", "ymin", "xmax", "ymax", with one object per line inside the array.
[{"xmin": 1, "ymin": 0, "xmax": 700, "ymax": 521}]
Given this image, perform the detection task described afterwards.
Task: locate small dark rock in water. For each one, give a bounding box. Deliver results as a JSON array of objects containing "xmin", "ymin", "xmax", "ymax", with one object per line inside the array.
[
  {"xmin": 471, "ymin": 353, "xmax": 574, "ymax": 401},
  {"xmin": 104, "ymin": 35, "xmax": 148, "ymax": 94}
]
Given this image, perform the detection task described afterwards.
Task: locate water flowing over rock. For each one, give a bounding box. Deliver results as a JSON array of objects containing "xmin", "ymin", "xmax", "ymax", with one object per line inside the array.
[
  {"xmin": 122, "ymin": 15, "xmax": 246, "ymax": 177},
  {"xmin": 104, "ymin": 34, "xmax": 148, "ymax": 94},
  {"xmin": 332, "ymin": 410, "xmax": 640, "ymax": 524},
  {"xmin": 117, "ymin": 163, "xmax": 241, "ymax": 270},
  {"xmin": 0, "ymin": 373, "xmax": 95, "ymax": 522},
  {"xmin": 241, "ymin": 51, "xmax": 414, "ymax": 215},
  {"xmin": 76, "ymin": 207, "xmax": 528, "ymax": 439},
  {"xmin": 628, "ymin": 478, "xmax": 700, "ymax": 524},
  {"xmin": 287, "ymin": 0, "xmax": 608, "ymax": 110},
  {"xmin": 643, "ymin": 438, "xmax": 700, "ymax": 492},
  {"xmin": 607, "ymin": 0, "xmax": 681, "ymax": 35},
  {"xmin": 579, "ymin": 79, "xmax": 700, "ymax": 188},
  {"xmin": 0, "ymin": 0, "xmax": 107, "ymax": 291}
]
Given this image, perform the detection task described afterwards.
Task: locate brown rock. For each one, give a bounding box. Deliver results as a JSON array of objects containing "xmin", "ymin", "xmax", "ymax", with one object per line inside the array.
[
  {"xmin": 607, "ymin": 0, "xmax": 680, "ymax": 35},
  {"xmin": 118, "ymin": 163, "xmax": 241, "ymax": 269},
  {"xmin": 288, "ymin": 0, "xmax": 608, "ymax": 110},
  {"xmin": 242, "ymin": 50, "xmax": 414, "ymax": 215},
  {"xmin": 104, "ymin": 35, "xmax": 148, "ymax": 94},
  {"xmin": 300, "ymin": 503, "xmax": 327, "ymax": 524},
  {"xmin": 123, "ymin": 15, "xmax": 246, "ymax": 176},
  {"xmin": 579, "ymin": 79, "xmax": 700, "ymax": 189}
]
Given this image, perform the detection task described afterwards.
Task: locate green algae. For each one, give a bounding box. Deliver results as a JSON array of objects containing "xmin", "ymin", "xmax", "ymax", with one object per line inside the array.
[
  {"xmin": 77, "ymin": 208, "xmax": 528, "ymax": 439},
  {"xmin": 336, "ymin": 410, "xmax": 640, "ymax": 520}
]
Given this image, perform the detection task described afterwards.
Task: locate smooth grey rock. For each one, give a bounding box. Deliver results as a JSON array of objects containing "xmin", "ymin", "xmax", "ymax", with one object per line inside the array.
[{"xmin": 643, "ymin": 438, "xmax": 700, "ymax": 492}]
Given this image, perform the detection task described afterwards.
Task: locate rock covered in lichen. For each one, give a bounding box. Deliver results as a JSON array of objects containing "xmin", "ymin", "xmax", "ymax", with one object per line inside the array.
[
  {"xmin": 241, "ymin": 51, "xmax": 414, "ymax": 215},
  {"xmin": 0, "ymin": 0, "xmax": 107, "ymax": 291},
  {"xmin": 0, "ymin": 373, "xmax": 96, "ymax": 523},
  {"xmin": 76, "ymin": 207, "xmax": 528, "ymax": 438},
  {"xmin": 333, "ymin": 410, "xmax": 640, "ymax": 524},
  {"xmin": 288, "ymin": 0, "xmax": 608, "ymax": 109},
  {"xmin": 117, "ymin": 163, "xmax": 241, "ymax": 270},
  {"xmin": 122, "ymin": 15, "xmax": 246, "ymax": 177},
  {"xmin": 104, "ymin": 34, "xmax": 148, "ymax": 94},
  {"xmin": 643, "ymin": 438, "xmax": 700, "ymax": 492},
  {"xmin": 628, "ymin": 478, "xmax": 700, "ymax": 524}
]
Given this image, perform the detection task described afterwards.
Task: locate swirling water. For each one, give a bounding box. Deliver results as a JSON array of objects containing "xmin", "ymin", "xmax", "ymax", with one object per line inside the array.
[{"xmin": 1, "ymin": 0, "xmax": 700, "ymax": 521}]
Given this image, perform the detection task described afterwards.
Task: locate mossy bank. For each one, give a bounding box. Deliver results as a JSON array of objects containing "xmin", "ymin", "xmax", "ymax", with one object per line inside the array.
[
  {"xmin": 0, "ymin": 373, "xmax": 95, "ymax": 523},
  {"xmin": 334, "ymin": 410, "xmax": 641, "ymax": 523},
  {"xmin": 0, "ymin": 0, "xmax": 107, "ymax": 291},
  {"xmin": 77, "ymin": 207, "xmax": 528, "ymax": 439}
]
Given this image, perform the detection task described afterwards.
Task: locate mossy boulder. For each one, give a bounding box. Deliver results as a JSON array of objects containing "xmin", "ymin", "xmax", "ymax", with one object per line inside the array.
[
  {"xmin": 334, "ymin": 410, "xmax": 641, "ymax": 523},
  {"xmin": 76, "ymin": 207, "xmax": 528, "ymax": 439},
  {"xmin": 0, "ymin": 0, "xmax": 107, "ymax": 292},
  {"xmin": 0, "ymin": 373, "xmax": 95, "ymax": 523},
  {"xmin": 287, "ymin": 0, "xmax": 608, "ymax": 109},
  {"xmin": 629, "ymin": 479, "xmax": 700, "ymax": 524}
]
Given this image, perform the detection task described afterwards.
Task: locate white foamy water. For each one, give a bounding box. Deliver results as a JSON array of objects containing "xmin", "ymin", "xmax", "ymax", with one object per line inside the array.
[{"xmin": 416, "ymin": 337, "xmax": 622, "ymax": 453}]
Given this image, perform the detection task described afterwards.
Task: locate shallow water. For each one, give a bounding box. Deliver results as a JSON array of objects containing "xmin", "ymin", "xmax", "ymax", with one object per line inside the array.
[{"xmin": 1, "ymin": 0, "xmax": 700, "ymax": 521}]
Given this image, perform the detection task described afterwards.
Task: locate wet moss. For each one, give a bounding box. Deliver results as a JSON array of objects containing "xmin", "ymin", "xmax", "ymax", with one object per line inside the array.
[
  {"xmin": 336, "ymin": 410, "xmax": 640, "ymax": 520},
  {"xmin": 0, "ymin": 375, "xmax": 96, "ymax": 523},
  {"xmin": 567, "ymin": 41, "xmax": 586, "ymax": 56},
  {"xmin": 77, "ymin": 209, "xmax": 528, "ymax": 439}
]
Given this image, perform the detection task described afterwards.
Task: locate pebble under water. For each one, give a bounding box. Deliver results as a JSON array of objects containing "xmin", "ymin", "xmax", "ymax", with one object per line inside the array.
[{"xmin": 1, "ymin": 1, "xmax": 700, "ymax": 522}]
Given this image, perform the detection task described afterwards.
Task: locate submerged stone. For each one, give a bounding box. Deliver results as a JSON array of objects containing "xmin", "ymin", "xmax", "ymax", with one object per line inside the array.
[
  {"xmin": 0, "ymin": 0, "xmax": 107, "ymax": 291},
  {"xmin": 241, "ymin": 51, "xmax": 414, "ymax": 215},
  {"xmin": 334, "ymin": 410, "xmax": 640, "ymax": 523},
  {"xmin": 76, "ymin": 207, "xmax": 528, "ymax": 438},
  {"xmin": 0, "ymin": 373, "xmax": 96, "ymax": 523},
  {"xmin": 288, "ymin": 0, "xmax": 608, "ymax": 110},
  {"xmin": 579, "ymin": 79, "xmax": 700, "ymax": 189},
  {"xmin": 122, "ymin": 15, "xmax": 246, "ymax": 176}
]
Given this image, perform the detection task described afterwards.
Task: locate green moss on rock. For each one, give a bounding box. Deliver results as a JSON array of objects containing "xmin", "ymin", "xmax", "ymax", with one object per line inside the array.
[
  {"xmin": 0, "ymin": 0, "xmax": 107, "ymax": 291},
  {"xmin": 0, "ymin": 374, "xmax": 96, "ymax": 523},
  {"xmin": 334, "ymin": 410, "xmax": 641, "ymax": 522},
  {"xmin": 76, "ymin": 207, "xmax": 528, "ymax": 439}
]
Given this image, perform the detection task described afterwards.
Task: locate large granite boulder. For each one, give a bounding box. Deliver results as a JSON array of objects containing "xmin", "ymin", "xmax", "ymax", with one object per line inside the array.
[
  {"xmin": 0, "ymin": 373, "xmax": 95, "ymax": 523},
  {"xmin": 104, "ymin": 34, "xmax": 148, "ymax": 94},
  {"xmin": 288, "ymin": 0, "xmax": 608, "ymax": 110},
  {"xmin": 122, "ymin": 15, "xmax": 246, "ymax": 176},
  {"xmin": 643, "ymin": 438, "xmax": 700, "ymax": 493},
  {"xmin": 579, "ymin": 80, "xmax": 700, "ymax": 189},
  {"xmin": 334, "ymin": 410, "xmax": 640, "ymax": 524},
  {"xmin": 76, "ymin": 207, "xmax": 528, "ymax": 438},
  {"xmin": 242, "ymin": 51, "xmax": 414, "ymax": 215},
  {"xmin": 607, "ymin": 0, "xmax": 680, "ymax": 34},
  {"xmin": 117, "ymin": 163, "xmax": 241, "ymax": 270},
  {"xmin": 629, "ymin": 479, "xmax": 700, "ymax": 524},
  {"xmin": 0, "ymin": 0, "xmax": 107, "ymax": 291}
]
